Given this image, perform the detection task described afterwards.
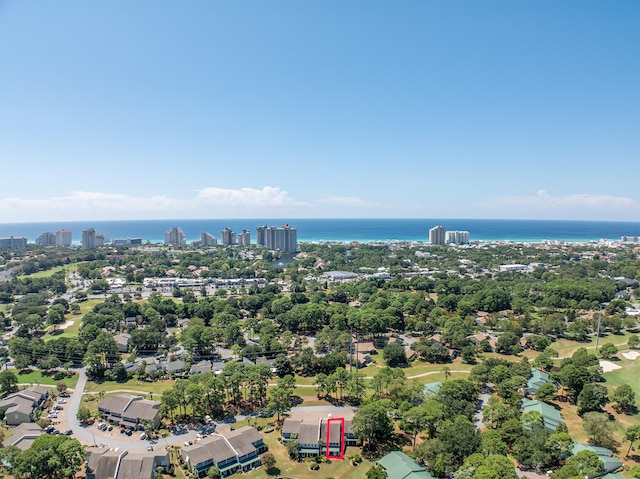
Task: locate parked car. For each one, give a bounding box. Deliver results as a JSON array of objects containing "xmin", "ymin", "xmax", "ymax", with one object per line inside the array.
[
  {"xmin": 64, "ymin": 429, "xmax": 73, "ymax": 435},
  {"xmin": 58, "ymin": 399, "xmax": 67, "ymax": 404},
  {"xmin": 147, "ymin": 446, "xmax": 153, "ymax": 452},
  {"xmin": 59, "ymin": 392, "xmax": 70, "ymax": 398}
]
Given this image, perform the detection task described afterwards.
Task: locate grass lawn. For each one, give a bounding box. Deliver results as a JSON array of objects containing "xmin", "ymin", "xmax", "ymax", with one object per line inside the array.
[
  {"xmin": 84, "ymin": 378, "xmax": 174, "ymax": 397},
  {"xmin": 16, "ymin": 264, "xmax": 72, "ymax": 279},
  {"xmin": 43, "ymin": 299, "xmax": 101, "ymax": 341},
  {"xmin": 13, "ymin": 369, "xmax": 79, "ymax": 389}
]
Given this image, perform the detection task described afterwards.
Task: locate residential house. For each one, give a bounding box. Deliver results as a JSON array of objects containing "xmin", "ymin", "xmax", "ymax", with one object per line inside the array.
[
  {"xmin": 281, "ymin": 414, "xmax": 358, "ymax": 457},
  {"xmin": 163, "ymin": 359, "xmax": 186, "ymax": 375},
  {"xmin": 113, "ymin": 333, "xmax": 131, "ymax": 353},
  {"xmin": 378, "ymin": 451, "xmax": 435, "ymax": 479},
  {"xmin": 181, "ymin": 426, "xmax": 265, "ymax": 478},
  {"xmin": 1, "ymin": 423, "xmax": 42, "ymax": 450},
  {"xmin": 422, "ymin": 382, "xmax": 442, "ymax": 398},
  {"xmin": 521, "ymin": 398, "xmax": 564, "ymax": 431},
  {"xmin": 571, "ymin": 443, "xmax": 623, "ymax": 477},
  {"xmin": 86, "ymin": 447, "xmax": 169, "ymax": 479},
  {"xmin": 190, "ymin": 360, "xmax": 222, "ymax": 375},
  {"xmin": 97, "ymin": 395, "xmax": 161, "ymax": 430},
  {"xmin": 0, "ymin": 385, "xmax": 50, "ymax": 425},
  {"xmin": 525, "ymin": 368, "xmax": 552, "ymax": 396}
]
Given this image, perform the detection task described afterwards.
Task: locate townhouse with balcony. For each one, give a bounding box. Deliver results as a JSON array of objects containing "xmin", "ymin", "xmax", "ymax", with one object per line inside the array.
[
  {"xmin": 97, "ymin": 394, "xmax": 161, "ymax": 430},
  {"xmin": 181, "ymin": 426, "xmax": 266, "ymax": 478}
]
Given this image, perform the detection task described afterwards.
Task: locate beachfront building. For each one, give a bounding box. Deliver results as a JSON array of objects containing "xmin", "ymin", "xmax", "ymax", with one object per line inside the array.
[
  {"xmin": 164, "ymin": 227, "xmax": 187, "ymax": 246},
  {"xmin": 82, "ymin": 228, "xmax": 97, "ymax": 249},
  {"xmin": 36, "ymin": 231, "xmax": 56, "ymax": 245},
  {"xmin": 56, "ymin": 229, "xmax": 72, "ymax": 247},
  {"xmin": 238, "ymin": 229, "xmax": 251, "ymax": 246},
  {"xmin": 429, "ymin": 225, "xmax": 445, "ymax": 245},
  {"xmin": 200, "ymin": 232, "xmax": 217, "ymax": 246},
  {"xmin": 221, "ymin": 227, "xmax": 236, "ymax": 245},
  {"xmin": 0, "ymin": 236, "xmax": 27, "ymax": 248},
  {"xmin": 445, "ymin": 230, "xmax": 470, "ymax": 244},
  {"xmin": 256, "ymin": 224, "xmax": 297, "ymax": 252}
]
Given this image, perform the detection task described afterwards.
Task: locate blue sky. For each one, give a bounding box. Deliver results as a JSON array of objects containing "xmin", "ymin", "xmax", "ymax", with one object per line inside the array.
[{"xmin": 0, "ymin": 0, "xmax": 638, "ymax": 222}]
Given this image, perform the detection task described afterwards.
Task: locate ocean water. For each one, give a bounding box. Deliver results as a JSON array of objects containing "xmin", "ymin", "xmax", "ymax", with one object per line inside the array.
[{"xmin": 0, "ymin": 219, "xmax": 638, "ymax": 244}]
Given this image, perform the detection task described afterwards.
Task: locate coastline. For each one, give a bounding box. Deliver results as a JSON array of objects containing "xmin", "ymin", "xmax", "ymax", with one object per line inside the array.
[{"xmin": 0, "ymin": 218, "xmax": 637, "ymax": 245}]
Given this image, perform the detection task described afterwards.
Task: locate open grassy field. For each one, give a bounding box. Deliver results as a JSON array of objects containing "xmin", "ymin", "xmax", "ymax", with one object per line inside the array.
[
  {"xmin": 13, "ymin": 369, "xmax": 79, "ymax": 388},
  {"xmin": 84, "ymin": 377, "xmax": 174, "ymax": 397},
  {"xmin": 17, "ymin": 263, "xmax": 80, "ymax": 280}
]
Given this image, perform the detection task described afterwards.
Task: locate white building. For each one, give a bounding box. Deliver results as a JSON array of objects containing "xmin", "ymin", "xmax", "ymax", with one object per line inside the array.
[
  {"xmin": 164, "ymin": 227, "xmax": 186, "ymax": 246},
  {"xmin": 429, "ymin": 225, "xmax": 445, "ymax": 245},
  {"xmin": 446, "ymin": 230, "xmax": 470, "ymax": 244},
  {"xmin": 200, "ymin": 232, "xmax": 217, "ymax": 246}
]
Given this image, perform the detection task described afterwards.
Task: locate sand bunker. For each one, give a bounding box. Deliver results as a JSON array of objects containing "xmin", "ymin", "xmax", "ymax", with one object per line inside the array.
[
  {"xmin": 622, "ymin": 351, "xmax": 640, "ymax": 360},
  {"xmin": 58, "ymin": 320, "xmax": 75, "ymax": 330},
  {"xmin": 600, "ymin": 360, "xmax": 622, "ymax": 373}
]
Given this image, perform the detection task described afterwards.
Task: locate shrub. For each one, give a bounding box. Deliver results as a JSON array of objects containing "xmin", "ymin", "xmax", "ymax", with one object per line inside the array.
[{"xmin": 310, "ymin": 463, "xmax": 320, "ymax": 471}]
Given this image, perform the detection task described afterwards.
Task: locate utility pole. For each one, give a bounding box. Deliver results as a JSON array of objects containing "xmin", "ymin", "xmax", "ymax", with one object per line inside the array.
[
  {"xmin": 349, "ymin": 327, "xmax": 353, "ymax": 373},
  {"xmin": 595, "ymin": 303, "xmax": 603, "ymax": 350}
]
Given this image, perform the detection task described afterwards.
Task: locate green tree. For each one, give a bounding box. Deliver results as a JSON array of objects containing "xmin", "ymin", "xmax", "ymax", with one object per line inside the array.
[
  {"xmin": 625, "ymin": 424, "xmax": 640, "ymax": 458},
  {"xmin": 206, "ymin": 466, "xmax": 221, "ymax": 479},
  {"xmin": 551, "ymin": 450, "xmax": 604, "ymax": 479},
  {"xmin": 628, "ymin": 334, "xmax": 640, "ymax": 349},
  {"xmin": 2, "ymin": 434, "xmax": 84, "ymax": 479},
  {"xmin": 76, "ymin": 406, "xmax": 91, "ymax": 423},
  {"xmin": 612, "ymin": 383, "xmax": 636, "ymax": 414},
  {"xmin": 473, "ymin": 454, "xmax": 518, "ymax": 479},
  {"xmin": 0, "ymin": 369, "xmax": 18, "ymax": 394},
  {"xmin": 535, "ymin": 382, "xmax": 556, "ymax": 402},
  {"xmin": 582, "ymin": 412, "xmax": 615, "ymax": 448},
  {"xmin": 383, "ymin": 342, "xmax": 407, "ymax": 368},
  {"xmin": 366, "ymin": 465, "xmax": 388, "ymax": 479},
  {"xmin": 268, "ymin": 375, "xmax": 295, "ymax": 423},
  {"xmin": 577, "ymin": 384, "xmax": 609, "ymax": 416},
  {"xmin": 352, "ymin": 400, "xmax": 393, "ymax": 448},
  {"xmin": 598, "ymin": 342, "xmax": 618, "ymax": 360}
]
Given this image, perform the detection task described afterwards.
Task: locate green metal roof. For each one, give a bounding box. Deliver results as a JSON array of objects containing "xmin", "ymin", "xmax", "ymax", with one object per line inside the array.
[
  {"xmin": 422, "ymin": 382, "xmax": 442, "ymax": 397},
  {"xmin": 378, "ymin": 451, "xmax": 435, "ymax": 479},
  {"xmin": 521, "ymin": 398, "xmax": 564, "ymax": 431}
]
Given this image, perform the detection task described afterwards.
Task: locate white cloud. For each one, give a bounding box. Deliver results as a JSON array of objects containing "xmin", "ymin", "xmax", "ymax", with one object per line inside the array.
[
  {"xmin": 0, "ymin": 187, "xmax": 309, "ymax": 222},
  {"xmin": 482, "ymin": 191, "xmax": 640, "ymax": 220},
  {"xmin": 196, "ymin": 186, "xmax": 308, "ymax": 207}
]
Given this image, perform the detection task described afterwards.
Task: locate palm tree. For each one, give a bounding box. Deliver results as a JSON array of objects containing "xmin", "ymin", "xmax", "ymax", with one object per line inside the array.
[{"xmin": 442, "ymin": 366, "xmax": 451, "ymax": 383}]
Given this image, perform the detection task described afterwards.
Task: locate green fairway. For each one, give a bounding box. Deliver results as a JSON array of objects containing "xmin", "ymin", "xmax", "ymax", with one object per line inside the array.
[
  {"xmin": 14, "ymin": 369, "xmax": 78, "ymax": 389},
  {"xmin": 603, "ymin": 351, "xmax": 640, "ymax": 399},
  {"xmin": 17, "ymin": 264, "xmax": 73, "ymax": 279},
  {"xmin": 43, "ymin": 299, "xmax": 101, "ymax": 341},
  {"xmin": 84, "ymin": 378, "xmax": 174, "ymax": 396}
]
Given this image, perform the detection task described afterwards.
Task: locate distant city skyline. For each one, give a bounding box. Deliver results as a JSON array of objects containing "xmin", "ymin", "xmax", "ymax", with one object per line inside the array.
[{"xmin": 0, "ymin": 1, "xmax": 638, "ymax": 223}]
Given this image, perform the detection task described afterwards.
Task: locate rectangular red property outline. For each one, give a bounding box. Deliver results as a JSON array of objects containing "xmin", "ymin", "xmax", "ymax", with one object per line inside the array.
[{"xmin": 325, "ymin": 417, "xmax": 345, "ymax": 460}]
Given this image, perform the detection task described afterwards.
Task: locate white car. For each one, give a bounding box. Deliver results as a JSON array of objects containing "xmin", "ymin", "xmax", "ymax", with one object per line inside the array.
[{"xmin": 58, "ymin": 399, "xmax": 67, "ymax": 404}]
